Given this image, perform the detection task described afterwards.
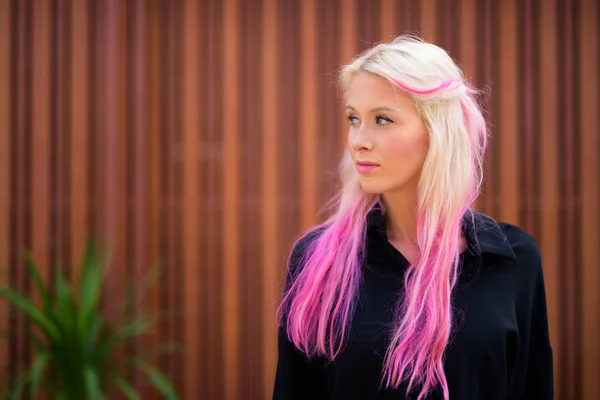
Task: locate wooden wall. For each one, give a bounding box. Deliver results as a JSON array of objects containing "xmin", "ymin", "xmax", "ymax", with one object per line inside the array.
[{"xmin": 1, "ymin": 0, "xmax": 598, "ymax": 399}]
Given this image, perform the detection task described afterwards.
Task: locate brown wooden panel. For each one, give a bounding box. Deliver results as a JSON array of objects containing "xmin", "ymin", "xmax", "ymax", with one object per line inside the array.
[
  {"xmin": 52, "ymin": 0, "xmax": 67, "ymax": 278},
  {"xmin": 98, "ymin": 0, "xmax": 119, "ymax": 316},
  {"xmin": 318, "ymin": 0, "xmax": 343, "ymax": 207},
  {"xmin": 518, "ymin": 0, "xmax": 538, "ymax": 236},
  {"xmin": 114, "ymin": 0, "xmax": 128, "ymax": 334},
  {"xmin": 31, "ymin": 0, "xmax": 51, "ymax": 311},
  {"xmin": 240, "ymin": 5, "xmax": 263, "ymax": 395},
  {"xmin": 379, "ymin": 0, "xmax": 397, "ymax": 41},
  {"xmin": 300, "ymin": 0, "xmax": 319, "ymax": 230},
  {"xmin": 458, "ymin": 0, "xmax": 477, "ymax": 85},
  {"xmin": 145, "ymin": 1, "xmax": 164, "ymax": 399},
  {"xmin": 182, "ymin": 0, "xmax": 201, "ymax": 397},
  {"xmin": 339, "ymin": 0, "xmax": 356, "ymax": 144},
  {"xmin": 538, "ymin": 0, "xmax": 562, "ymax": 396},
  {"xmin": 478, "ymin": 0, "xmax": 498, "ymax": 217},
  {"xmin": 559, "ymin": 0, "xmax": 579, "ymax": 397},
  {"xmin": 222, "ymin": 0, "xmax": 241, "ymax": 398},
  {"xmin": 261, "ymin": 0, "xmax": 280, "ymax": 396},
  {"xmin": 129, "ymin": 0, "xmax": 149, "ymax": 395},
  {"xmin": 162, "ymin": 0, "xmax": 180, "ymax": 390},
  {"xmin": 13, "ymin": 0, "xmax": 29, "ymax": 376},
  {"xmin": 458, "ymin": 0, "xmax": 478, "ymax": 210},
  {"xmin": 202, "ymin": 0, "xmax": 223, "ymax": 396},
  {"xmin": 578, "ymin": 0, "xmax": 600, "ymax": 398},
  {"xmin": 30, "ymin": 8, "xmax": 52, "ymax": 394},
  {"xmin": 496, "ymin": 0, "xmax": 520, "ymax": 225},
  {"xmin": 69, "ymin": 0, "xmax": 88, "ymax": 287},
  {"xmin": 420, "ymin": 0, "xmax": 437, "ymax": 43},
  {"xmin": 0, "ymin": 0, "xmax": 11, "ymax": 380}
]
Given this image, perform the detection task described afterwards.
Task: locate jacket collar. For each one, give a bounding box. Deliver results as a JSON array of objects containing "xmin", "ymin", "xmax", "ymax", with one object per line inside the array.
[{"xmin": 366, "ymin": 206, "xmax": 517, "ymax": 262}]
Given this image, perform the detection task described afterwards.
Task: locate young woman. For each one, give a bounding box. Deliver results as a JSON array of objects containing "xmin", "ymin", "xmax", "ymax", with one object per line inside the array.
[{"xmin": 273, "ymin": 36, "xmax": 553, "ymax": 400}]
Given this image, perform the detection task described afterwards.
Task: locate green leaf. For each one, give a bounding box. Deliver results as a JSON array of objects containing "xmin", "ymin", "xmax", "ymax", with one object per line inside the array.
[
  {"xmin": 82, "ymin": 313, "xmax": 104, "ymax": 360},
  {"xmin": 84, "ymin": 366, "xmax": 105, "ymax": 400},
  {"xmin": 0, "ymin": 288, "xmax": 60, "ymax": 341},
  {"xmin": 29, "ymin": 351, "xmax": 50, "ymax": 398},
  {"xmin": 53, "ymin": 270, "xmax": 77, "ymax": 331},
  {"xmin": 23, "ymin": 251, "xmax": 52, "ymax": 312},
  {"xmin": 115, "ymin": 378, "xmax": 141, "ymax": 400},
  {"xmin": 79, "ymin": 242, "xmax": 105, "ymax": 325},
  {"xmin": 134, "ymin": 359, "xmax": 178, "ymax": 400}
]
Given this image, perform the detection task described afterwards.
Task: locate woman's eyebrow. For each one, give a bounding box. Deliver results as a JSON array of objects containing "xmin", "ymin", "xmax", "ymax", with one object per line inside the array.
[{"xmin": 345, "ymin": 105, "xmax": 397, "ymax": 113}]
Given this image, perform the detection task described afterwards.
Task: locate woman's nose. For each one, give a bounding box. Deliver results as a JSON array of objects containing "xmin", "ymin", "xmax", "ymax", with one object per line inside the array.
[{"xmin": 350, "ymin": 127, "xmax": 373, "ymax": 152}]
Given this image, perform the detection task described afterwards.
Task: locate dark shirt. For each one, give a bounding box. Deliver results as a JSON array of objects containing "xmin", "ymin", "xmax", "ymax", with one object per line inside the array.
[{"xmin": 273, "ymin": 208, "xmax": 554, "ymax": 400}]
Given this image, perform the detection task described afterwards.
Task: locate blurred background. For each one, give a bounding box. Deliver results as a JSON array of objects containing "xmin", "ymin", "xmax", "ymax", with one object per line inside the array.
[{"xmin": 0, "ymin": 0, "xmax": 598, "ymax": 399}]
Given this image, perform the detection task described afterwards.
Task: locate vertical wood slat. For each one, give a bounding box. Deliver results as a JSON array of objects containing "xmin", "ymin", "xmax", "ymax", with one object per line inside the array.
[
  {"xmin": 52, "ymin": 0, "xmax": 67, "ymax": 276},
  {"xmin": 30, "ymin": 6, "xmax": 51, "ymax": 398},
  {"xmin": 319, "ymin": 0, "xmax": 342, "ymax": 206},
  {"xmin": 0, "ymin": 0, "xmax": 11, "ymax": 380},
  {"xmin": 163, "ymin": 0, "xmax": 180, "ymax": 390},
  {"xmin": 69, "ymin": 0, "xmax": 88, "ymax": 285},
  {"xmin": 538, "ymin": 0, "xmax": 561, "ymax": 396},
  {"xmin": 401, "ymin": 0, "xmax": 420, "ymax": 32},
  {"xmin": 518, "ymin": 0, "xmax": 538, "ymax": 235},
  {"xmin": 496, "ymin": 0, "xmax": 519, "ymax": 225},
  {"xmin": 1, "ymin": 1, "xmax": 599, "ymax": 399},
  {"xmin": 478, "ymin": 0, "xmax": 497, "ymax": 216},
  {"xmin": 420, "ymin": 0, "xmax": 437, "ymax": 43},
  {"xmin": 458, "ymin": 0, "xmax": 478, "ymax": 210},
  {"xmin": 31, "ymin": 0, "xmax": 51, "ymax": 312},
  {"xmin": 13, "ymin": 0, "xmax": 29, "ymax": 376},
  {"xmin": 222, "ymin": 0, "xmax": 241, "ymax": 399},
  {"xmin": 300, "ymin": 0, "xmax": 318, "ymax": 230},
  {"xmin": 261, "ymin": 0, "xmax": 280, "ymax": 396},
  {"xmin": 339, "ymin": 0, "xmax": 356, "ymax": 144},
  {"xmin": 203, "ymin": 0, "xmax": 222, "ymax": 396},
  {"xmin": 130, "ymin": 0, "xmax": 149, "ymax": 395},
  {"xmin": 146, "ymin": 2, "xmax": 163, "ymax": 399},
  {"xmin": 240, "ymin": 5, "xmax": 262, "ymax": 395},
  {"xmin": 182, "ymin": 0, "xmax": 201, "ymax": 397},
  {"xmin": 458, "ymin": 0, "xmax": 477, "ymax": 86},
  {"xmin": 379, "ymin": 0, "xmax": 396, "ymax": 41},
  {"xmin": 578, "ymin": 0, "xmax": 600, "ymax": 397},
  {"xmin": 100, "ymin": 0, "xmax": 119, "ymax": 315},
  {"xmin": 114, "ymin": 0, "xmax": 128, "ymax": 325},
  {"xmin": 559, "ymin": 1, "xmax": 578, "ymax": 397}
]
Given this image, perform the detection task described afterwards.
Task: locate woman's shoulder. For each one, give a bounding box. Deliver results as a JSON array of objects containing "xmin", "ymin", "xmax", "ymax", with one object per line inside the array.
[
  {"xmin": 496, "ymin": 219, "xmax": 541, "ymax": 264},
  {"xmin": 472, "ymin": 210, "xmax": 543, "ymax": 276},
  {"xmin": 474, "ymin": 211, "xmax": 541, "ymax": 264}
]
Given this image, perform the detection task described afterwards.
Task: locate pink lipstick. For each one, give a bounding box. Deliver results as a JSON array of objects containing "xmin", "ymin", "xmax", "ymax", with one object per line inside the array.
[{"xmin": 356, "ymin": 160, "xmax": 380, "ymax": 174}]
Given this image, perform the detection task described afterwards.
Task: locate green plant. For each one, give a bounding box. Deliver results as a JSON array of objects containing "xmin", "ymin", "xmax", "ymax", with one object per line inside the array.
[{"xmin": 0, "ymin": 241, "xmax": 179, "ymax": 400}]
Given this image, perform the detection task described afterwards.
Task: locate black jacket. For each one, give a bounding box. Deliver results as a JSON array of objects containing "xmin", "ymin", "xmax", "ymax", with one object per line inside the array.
[{"xmin": 273, "ymin": 209, "xmax": 554, "ymax": 399}]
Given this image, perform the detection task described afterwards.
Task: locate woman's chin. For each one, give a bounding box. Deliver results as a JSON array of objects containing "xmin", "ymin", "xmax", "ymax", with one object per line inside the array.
[{"xmin": 358, "ymin": 181, "xmax": 388, "ymax": 195}]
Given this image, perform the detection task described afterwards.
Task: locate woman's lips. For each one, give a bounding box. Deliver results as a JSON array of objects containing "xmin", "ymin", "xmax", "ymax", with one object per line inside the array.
[{"xmin": 356, "ymin": 161, "xmax": 380, "ymax": 174}]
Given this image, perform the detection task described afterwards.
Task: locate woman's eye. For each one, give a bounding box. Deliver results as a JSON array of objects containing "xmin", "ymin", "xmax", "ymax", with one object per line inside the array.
[
  {"xmin": 347, "ymin": 115, "xmax": 359, "ymax": 125},
  {"xmin": 375, "ymin": 116, "xmax": 393, "ymax": 126}
]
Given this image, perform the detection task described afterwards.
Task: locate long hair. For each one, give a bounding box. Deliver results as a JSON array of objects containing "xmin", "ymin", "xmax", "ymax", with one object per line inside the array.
[{"xmin": 277, "ymin": 35, "xmax": 488, "ymax": 400}]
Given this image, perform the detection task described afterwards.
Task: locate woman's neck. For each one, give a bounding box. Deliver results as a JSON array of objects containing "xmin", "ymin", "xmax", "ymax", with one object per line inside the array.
[{"xmin": 382, "ymin": 189, "xmax": 419, "ymax": 244}]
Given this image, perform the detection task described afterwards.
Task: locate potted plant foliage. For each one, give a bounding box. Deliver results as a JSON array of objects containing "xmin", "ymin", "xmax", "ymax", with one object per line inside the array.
[{"xmin": 0, "ymin": 241, "xmax": 179, "ymax": 400}]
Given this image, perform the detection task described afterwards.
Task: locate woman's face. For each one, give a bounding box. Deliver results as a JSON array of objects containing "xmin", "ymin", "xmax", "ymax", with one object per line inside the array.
[{"xmin": 345, "ymin": 72, "xmax": 429, "ymax": 196}]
